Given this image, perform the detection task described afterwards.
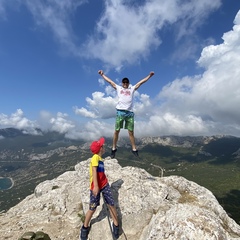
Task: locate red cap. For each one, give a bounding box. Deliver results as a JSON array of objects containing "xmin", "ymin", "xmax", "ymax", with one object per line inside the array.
[{"xmin": 90, "ymin": 137, "xmax": 105, "ymax": 154}]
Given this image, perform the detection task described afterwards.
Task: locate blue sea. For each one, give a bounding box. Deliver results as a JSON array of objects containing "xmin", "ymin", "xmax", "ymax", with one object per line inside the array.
[{"xmin": 0, "ymin": 177, "xmax": 13, "ymax": 190}]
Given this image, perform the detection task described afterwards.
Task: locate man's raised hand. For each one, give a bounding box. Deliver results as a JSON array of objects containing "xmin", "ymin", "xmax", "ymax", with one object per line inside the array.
[{"xmin": 98, "ymin": 70, "xmax": 103, "ymax": 76}]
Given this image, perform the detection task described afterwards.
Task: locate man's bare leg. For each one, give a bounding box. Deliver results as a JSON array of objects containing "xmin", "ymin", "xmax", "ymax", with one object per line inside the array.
[
  {"xmin": 112, "ymin": 130, "xmax": 120, "ymax": 150},
  {"xmin": 128, "ymin": 130, "xmax": 137, "ymax": 150},
  {"xmin": 111, "ymin": 130, "xmax": 120, "ymax": 158}
]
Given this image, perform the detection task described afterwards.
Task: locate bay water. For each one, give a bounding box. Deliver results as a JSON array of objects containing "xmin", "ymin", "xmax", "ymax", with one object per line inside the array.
[{"xmin": 0, "ymin": 177, "xmax": 13, "ymax": 190}]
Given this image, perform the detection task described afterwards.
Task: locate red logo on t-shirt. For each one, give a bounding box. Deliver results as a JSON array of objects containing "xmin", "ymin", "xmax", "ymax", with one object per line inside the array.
[{"xmin": 120, "ymin": 89, "xmax": 131, "ymax": 96}]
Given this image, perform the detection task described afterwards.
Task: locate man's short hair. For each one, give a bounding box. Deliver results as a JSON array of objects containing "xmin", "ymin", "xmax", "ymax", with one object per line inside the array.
[{"xmin": 122, "ymin": 78, "xmax": 129, "ymax": 83}]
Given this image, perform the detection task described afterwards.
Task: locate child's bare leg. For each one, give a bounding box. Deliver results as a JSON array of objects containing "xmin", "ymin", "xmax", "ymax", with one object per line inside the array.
[
  {"xmin": 108, "ymin": 205, "xmax": 118, "ymax": 226},
  {"xmin": 83, "ymin": 209, "xmax": 95, "ymax": 227}
]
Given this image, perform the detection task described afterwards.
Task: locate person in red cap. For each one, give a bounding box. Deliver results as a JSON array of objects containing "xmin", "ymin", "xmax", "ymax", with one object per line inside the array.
[{"xmin": 80, "ymin": 137, "xmax": 119, "ymax": 240}]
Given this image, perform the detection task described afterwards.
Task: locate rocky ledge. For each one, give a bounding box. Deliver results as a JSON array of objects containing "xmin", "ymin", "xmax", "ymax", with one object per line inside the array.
[{"xmin": 0, "ymin": 158, "xmax": 240, "ymax": 240}]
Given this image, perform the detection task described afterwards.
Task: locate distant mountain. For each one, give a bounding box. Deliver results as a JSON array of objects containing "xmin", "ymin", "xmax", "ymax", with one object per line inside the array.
[
  {"xmin": 140, "ymin": 135, "xmax": 221, "ymax": 146},
  {"xmin": 0, "ymin": 128, "xmax": 27, "ymax": 138},
  {"xmin": 138, "ymin": 135, "xmax": 240, "ymax": 158}
]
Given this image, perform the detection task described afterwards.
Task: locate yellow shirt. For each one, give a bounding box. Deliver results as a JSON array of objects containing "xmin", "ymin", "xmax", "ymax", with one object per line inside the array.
[{"xmin": 89, "ymin": 154, "xmax": 108, "ymax": 190}]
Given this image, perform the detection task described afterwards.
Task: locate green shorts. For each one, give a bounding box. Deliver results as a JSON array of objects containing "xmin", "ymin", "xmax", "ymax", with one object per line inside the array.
[{"xmin": 115, "ymin": 110, "xmax": 134, "ymax": 131}]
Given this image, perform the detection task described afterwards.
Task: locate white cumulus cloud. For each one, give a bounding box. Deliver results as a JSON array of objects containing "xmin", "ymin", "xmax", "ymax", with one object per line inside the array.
[
  {"xmin": 82, "ymin": 0, "xmax": 221, "ymax": 68},
  {"xmin": 1, "ymin": 0, "xmax": 220, "ymax": 69},
  {"xmin": 0, "ymin": 109, "xmax": 39, "ymax": 135}
]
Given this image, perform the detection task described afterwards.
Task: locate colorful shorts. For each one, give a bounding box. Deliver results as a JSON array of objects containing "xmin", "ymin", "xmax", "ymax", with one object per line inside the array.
[
  {"xmin": 89, "ymin": 183, "xmax": 115, "ymax": 211},
  {"xmin": 115, "ymin": 110, "xmax": 134, "ymax": 131}
]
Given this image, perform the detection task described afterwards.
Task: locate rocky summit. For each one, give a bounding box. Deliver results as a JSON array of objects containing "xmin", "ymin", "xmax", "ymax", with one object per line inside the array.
[{"xmin": 1, "ymin": 158, "xmax": 240, "ymax": 240}]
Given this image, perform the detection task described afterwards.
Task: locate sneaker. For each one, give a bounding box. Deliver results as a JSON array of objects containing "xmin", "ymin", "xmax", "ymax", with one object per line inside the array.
[
  {"xmin": 112, "ymin": 223, "xmax": 119, "ymax": 239},
  {"xmin": 111, "ymin": 149, "xmax": 117, "ymax": 158},
  {"xmin": 132, "ymin": 150, "xmax": 139, "ymax": 157},
  {"xmin": 80, "ymin": 226, "xmax": 90, "ymax": 240}
]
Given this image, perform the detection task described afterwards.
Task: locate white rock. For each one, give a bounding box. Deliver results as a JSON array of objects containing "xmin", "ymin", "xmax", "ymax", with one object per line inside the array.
[{"xmin": 0, "ymin": 158, "xmax": 240, "ymax": 240}]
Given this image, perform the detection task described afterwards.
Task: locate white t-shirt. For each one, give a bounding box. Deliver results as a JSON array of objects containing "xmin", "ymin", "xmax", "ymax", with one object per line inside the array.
[{"xmin": 115, "ymin": 85, "xmax": 136, "ymax": 111}]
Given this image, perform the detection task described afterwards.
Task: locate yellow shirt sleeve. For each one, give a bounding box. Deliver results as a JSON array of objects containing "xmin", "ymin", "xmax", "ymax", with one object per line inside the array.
[{"xmin": 89, "ymin": 154, "xmax": 101, "ymax": 188}]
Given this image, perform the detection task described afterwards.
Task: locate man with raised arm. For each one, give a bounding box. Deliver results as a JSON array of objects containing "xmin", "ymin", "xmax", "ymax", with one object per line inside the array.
[{"xmin": 98, "ymin": 70, "xmax": 154, "ymax": 158}]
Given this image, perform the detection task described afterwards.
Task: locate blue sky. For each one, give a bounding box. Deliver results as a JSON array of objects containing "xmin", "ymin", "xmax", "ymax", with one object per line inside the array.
[{"xmin": 0, "ymin": 0, "xmax": 240, "ymax": 140}]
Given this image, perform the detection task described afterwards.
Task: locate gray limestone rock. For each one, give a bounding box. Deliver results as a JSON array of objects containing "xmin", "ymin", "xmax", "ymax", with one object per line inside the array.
[{"xmin": 0, "ymin": 158, "xmax": 240, "ymax": 240}]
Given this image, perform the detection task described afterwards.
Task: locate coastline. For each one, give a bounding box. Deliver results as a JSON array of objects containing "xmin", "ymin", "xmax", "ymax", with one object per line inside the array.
[
  {"xmin": 9, "ymin": 177, "xmax": 14, "ymax": 189},
  {"xmin": 0, "ymin": 177, "xmax": 14, "ymax": 190}
]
